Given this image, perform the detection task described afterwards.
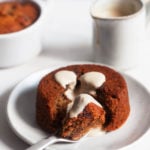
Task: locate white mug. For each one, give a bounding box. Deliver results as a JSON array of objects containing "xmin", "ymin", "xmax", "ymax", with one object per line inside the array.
[
  {"xmin": 0, "ymin": 0, "xmax": 51, "ymax": 68},
  {"xmin": 91, "ymin": 0, "xmax": 150, "ymax": 70}
]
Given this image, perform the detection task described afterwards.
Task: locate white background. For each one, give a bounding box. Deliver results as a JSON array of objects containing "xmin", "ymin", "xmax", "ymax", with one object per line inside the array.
[{"xmin": 0, "ymin": 0, "xmax": 150, "ymax": 149}]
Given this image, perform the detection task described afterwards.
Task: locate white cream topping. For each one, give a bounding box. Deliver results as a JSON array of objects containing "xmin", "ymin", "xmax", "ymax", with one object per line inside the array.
[
  {"xmin": 64, "ymin": 89, "xmax": 74, "ymax": 101},
  {"xmin": 55, "ymin": 70, "xmax": 77, "ymax": 89},
  {"xmin": 64, "ymin": 89, "xmax": 75, "ymax": 112},
  {"xmin": 69, "ymin": 94, "xmax": 102, "ymax": 118},
  {"xmin": 54, "ymin": 70, "xmax": 106, "ymax": 112},
  {"xmin": 79, "ymin": 71, "xmax": 106, "ymax": 89}
]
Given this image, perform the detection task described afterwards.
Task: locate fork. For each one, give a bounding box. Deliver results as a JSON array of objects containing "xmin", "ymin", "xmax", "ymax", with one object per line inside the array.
[{"xmin": 26, "ymin": 135, "xmax": 87, "ymax": 150}]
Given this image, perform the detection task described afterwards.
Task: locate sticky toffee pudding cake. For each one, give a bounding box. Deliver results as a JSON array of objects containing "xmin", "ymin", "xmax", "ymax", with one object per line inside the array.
[
  {"xmin": 0, "ymin": 1, "xmax": 39, "ymax": 34},
  {"xmin": 36, "ymin": 64, "xmax": 130, "ymax": 140}
]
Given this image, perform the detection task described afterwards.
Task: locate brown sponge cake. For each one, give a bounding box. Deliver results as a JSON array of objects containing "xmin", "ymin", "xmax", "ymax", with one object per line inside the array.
[
  {"xmin": 59, "ymin": 94, "xmax": 106, "ymax": 140},
  {"xmin": 36, "ymin": 64, "xmax": 130, "ymax": 137}
]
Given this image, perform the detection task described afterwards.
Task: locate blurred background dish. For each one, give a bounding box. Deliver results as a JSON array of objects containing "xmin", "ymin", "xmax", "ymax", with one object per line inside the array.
[{"xmin": 0, "ymin": 0, "xmax": 49, "ymax": 68}]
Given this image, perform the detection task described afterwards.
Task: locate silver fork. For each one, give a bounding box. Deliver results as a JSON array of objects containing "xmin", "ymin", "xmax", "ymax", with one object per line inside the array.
[{"xmin": 26, "ymin": 135, "xmax": 87, "ymax": 150}]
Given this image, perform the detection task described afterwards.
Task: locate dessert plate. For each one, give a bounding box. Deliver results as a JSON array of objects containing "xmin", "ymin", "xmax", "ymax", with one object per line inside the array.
[{"xmin": 7, "ymin": 64, "xmax": 150, "ymax": 150}]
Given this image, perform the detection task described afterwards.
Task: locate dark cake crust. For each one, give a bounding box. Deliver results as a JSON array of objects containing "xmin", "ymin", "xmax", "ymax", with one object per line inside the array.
[{"xmin": 36, "ymin": 64, "xmax": 130, "ymax": 134}]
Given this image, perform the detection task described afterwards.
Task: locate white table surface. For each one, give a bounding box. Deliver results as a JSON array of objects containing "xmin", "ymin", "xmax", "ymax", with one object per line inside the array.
[{"xmin": 0, "ymin": 0, "xmax": 150, "ymax": 150}]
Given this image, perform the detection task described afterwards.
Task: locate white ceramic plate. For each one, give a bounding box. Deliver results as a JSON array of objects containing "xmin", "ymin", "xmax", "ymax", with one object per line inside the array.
[{"xmin": 7, "ymin": 64, "xmax": 150, "ymax": 150}]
